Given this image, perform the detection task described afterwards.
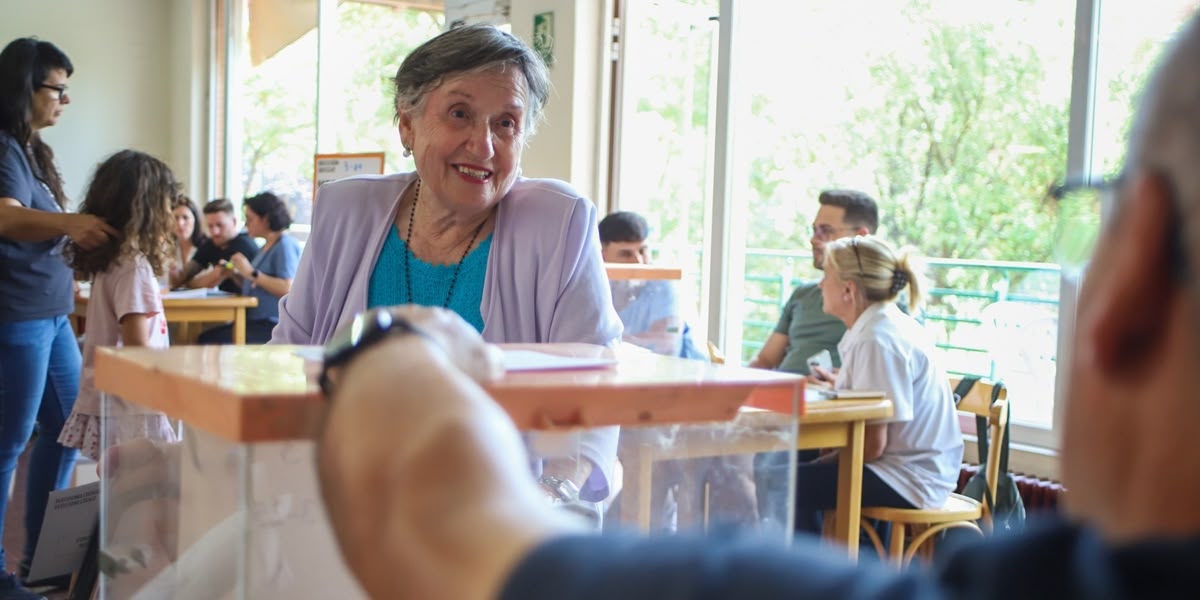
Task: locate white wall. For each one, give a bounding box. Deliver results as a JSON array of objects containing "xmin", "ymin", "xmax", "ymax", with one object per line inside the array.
[
  {"xmin": 511, "ymin": 0, "xmax": 611, "ymax": 207},
  {"xmin": 0, "ymin": 0, "xmax": 207, "ymax": 205}
]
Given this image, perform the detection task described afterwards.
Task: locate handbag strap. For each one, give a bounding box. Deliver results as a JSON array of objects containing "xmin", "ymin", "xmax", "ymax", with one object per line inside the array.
[
  {"xmin": 952, "ymin": 377, "xmax": 987, "ymax": 462},
  {"xmin": 992, "ymin": 382, "xmax": 1011, "ymax": 474}
]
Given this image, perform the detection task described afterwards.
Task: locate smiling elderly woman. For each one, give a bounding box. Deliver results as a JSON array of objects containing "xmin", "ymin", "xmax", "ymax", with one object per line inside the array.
[{"xmin": 272, "ymin": 25, "xmax": 622, "ymax": 518}]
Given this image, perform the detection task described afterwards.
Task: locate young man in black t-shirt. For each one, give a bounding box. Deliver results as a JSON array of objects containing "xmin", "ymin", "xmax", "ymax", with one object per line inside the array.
[{"xmin": 173, "ymin": 198, "xmax": 259, "ymax": 294}]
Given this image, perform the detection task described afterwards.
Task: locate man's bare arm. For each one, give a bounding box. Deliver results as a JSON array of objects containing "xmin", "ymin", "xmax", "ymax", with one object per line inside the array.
[{"xmin": 749, "ymin": 332, "xmax": 789, "ymax": 369}]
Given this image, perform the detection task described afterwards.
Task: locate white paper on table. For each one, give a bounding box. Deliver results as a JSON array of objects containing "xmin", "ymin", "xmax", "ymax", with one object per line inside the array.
[
  {"xmin": 501, "ymin": 349, "xmax": 616, "ymax": 372},
  {"xmin": 163, "ymin": 288, "xmax": 232, "ymax": 299},
  {"xmin": 817, "ymin": 389, "xmax": 887, "ymax": 400},
  {"xmin": 162, "ymin": 288, "xmax": 210, "ymax": 299},
  {"xmin": 804, "ymin": 387, "xmax": 830, "ymax": 404},
  {"xmin": 26, "ymin": 481, "xmax": 100, "ymax": 582}
]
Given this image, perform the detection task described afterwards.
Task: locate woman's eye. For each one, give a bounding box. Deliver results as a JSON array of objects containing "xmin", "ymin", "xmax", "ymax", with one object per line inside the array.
[
  {"xmin": 450, "ymin": 109, "xmax": 468, "ymax": 119},
  {"xmin": 498, "ymin": 118, "xmax": 516, "ymax": 129}
]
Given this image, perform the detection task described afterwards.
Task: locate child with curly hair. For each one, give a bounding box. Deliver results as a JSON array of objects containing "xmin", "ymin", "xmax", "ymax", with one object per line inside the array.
[{"xmin": 60, "ymin": 150, "xmax": 180, "ymax": 459}]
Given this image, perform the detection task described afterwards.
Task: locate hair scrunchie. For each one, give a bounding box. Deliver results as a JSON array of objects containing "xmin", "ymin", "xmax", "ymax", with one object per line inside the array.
[{"xmin": 890, "ymin": 269, "xmax": 908, "ymax": 295}]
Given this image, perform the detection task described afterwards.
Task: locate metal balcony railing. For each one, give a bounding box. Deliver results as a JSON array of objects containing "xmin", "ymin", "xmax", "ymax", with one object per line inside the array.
[{"xmin": 738, "ymin": 249, "xmax": 1062, "ymax": 383}]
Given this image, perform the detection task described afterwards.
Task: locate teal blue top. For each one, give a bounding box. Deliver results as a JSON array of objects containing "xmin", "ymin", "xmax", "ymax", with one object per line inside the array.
[{"xmin": 367, "ymin": 226, "xmax": 492, "ymax": 333}]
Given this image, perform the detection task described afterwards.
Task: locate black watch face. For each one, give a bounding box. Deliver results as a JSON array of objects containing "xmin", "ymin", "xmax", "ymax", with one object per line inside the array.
[{"xmin": 323, "ymin": 308, "xmax": 393, "ymax": 369}]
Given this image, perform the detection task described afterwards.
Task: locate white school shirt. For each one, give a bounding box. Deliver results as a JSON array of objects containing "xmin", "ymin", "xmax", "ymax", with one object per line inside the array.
[{"xmin": 834, "ymin": 302, "xmax": 963, "ymax": 508}]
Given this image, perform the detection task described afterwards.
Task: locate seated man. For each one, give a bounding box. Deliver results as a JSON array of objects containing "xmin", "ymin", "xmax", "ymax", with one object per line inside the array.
[
  {"xmin": 749, "ymin": 189, "xmax": 879, "ymax": 376},
  {"xmin": 599, "ymin": 211, "xmax": 705, "ymax": 359},
  {"xmin": 171, "ymin": 198, "xmax": 259, "ymax": 294}
]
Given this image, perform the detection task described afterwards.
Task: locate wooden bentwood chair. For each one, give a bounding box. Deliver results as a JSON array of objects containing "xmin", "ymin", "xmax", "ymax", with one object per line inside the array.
[{"xmin": 857, "ymin": 379, "xmax": 1009, "ymax": 566}]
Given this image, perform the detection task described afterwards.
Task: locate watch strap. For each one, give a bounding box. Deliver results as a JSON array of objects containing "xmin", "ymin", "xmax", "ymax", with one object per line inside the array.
[{"xmin": 320, "ymin": 308, "xmax": 427, "ymax": 399}]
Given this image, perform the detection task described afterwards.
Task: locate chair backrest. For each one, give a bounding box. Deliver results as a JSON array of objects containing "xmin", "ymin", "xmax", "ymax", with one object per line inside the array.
[
  {"xmin": 949, "ymin": 377, "xmax": 1010, "ymax": 525},
  {"xmin": 950, "ymin": 377, "xmax": 1006, "ymax": 419},
  {"xmin": 707, "ymin": 341, "xmax": 726, "ymax": 365}
]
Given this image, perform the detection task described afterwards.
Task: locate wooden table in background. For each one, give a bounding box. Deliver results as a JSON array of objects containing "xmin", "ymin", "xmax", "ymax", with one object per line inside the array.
[
  {"xmin": 75, "ymin": 294, "xmax": 259, "ymax": 345},
  {"xmin": 619, "ymin": 397, "xmax": 892, "ymax": 559},
  {"xmin": 794, "ymin": 398, "xmax": 892, "ymax": 559},
  {"xmin": 605, "ymin": 263, "xmax": 683, "ymax": 281}
]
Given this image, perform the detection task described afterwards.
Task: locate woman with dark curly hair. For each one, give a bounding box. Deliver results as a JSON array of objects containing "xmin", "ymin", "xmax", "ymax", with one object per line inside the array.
[
  {"xmin": 198, "ymin": 191, "xmax": 301, "ymax": 344},
  {"xmin": 0, "ymin": 37, "xmax": 118, "ymax": 595}
]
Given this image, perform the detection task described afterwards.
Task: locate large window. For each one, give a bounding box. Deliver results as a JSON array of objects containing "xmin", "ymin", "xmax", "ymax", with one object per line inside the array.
[
  {"xmin": 613, "ymin": 0, "xmax": 1198, "ymax": 447},
  {"xmin": 729, "ymin": 0, "xmax": 1073, "ymax": 433}
]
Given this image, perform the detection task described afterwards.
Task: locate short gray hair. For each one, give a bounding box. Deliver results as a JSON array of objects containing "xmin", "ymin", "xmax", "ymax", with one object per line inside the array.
[{"xmin": 393, "ymin": 24, "xmax": 551, "ymax": 137}]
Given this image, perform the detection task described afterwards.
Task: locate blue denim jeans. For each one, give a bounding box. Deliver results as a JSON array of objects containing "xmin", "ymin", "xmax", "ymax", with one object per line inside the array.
[{"xmin": 0, "ymin": 316, "xmax": 80, "ymax": 571}]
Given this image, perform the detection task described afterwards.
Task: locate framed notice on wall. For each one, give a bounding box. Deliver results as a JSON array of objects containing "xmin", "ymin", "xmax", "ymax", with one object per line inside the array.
[{"xmin": 313, "ymin": 152, "xmax": 386, "ymax": 200}]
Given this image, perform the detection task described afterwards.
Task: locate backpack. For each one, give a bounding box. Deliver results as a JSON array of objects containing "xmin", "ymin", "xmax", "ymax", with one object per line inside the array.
[{"xmin": 953, "ymin": 377, "xmax": 1026, "ymax": 534}]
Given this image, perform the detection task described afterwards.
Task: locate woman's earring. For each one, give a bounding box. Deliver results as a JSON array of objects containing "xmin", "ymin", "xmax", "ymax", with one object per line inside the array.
[{"xmin": 402, "ymin": 146, "xmax": 412, "ymax": 158}]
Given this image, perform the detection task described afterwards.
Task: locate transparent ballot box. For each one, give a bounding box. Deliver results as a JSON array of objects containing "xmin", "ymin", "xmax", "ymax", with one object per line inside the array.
[
  {"xmin": 606, "ymin": 265, "xmax": 697, "ymax": 360},
  {"xmin": 93, "ymin": 343, "xmax": 803, "ymax": 599}
]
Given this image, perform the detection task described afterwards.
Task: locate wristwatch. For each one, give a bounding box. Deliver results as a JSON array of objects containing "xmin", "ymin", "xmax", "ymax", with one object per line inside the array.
[
  {"xmin": 251, "ymin": 269, "xmax": 260, "ymax": 280},
  {"xmin": 538, "ymin": 475, "xmax": 582, "ymax": 505},
  {"xmin": 319, "ymin": 308, "xmax": 427, "ymax": 399}
]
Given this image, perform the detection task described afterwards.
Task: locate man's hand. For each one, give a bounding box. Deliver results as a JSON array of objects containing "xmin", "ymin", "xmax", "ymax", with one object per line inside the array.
[
  {"xmin": 228, "ymin": 252, "xmax": 253, "ymax": 278},
  {"xmin": 317, "ymin": 307, "xmax": 576, "ymax": 600}
]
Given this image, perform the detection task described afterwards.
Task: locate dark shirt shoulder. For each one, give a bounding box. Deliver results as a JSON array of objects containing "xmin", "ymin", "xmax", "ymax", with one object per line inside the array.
[
  {"xmin": 226, "ymin": 233, "xmax": 260, "ymax": 259},
  {"xmin": 191, "ymin": 233, "xmax": 261, "ymax": 295},
  {"xmin": 503, "ymin": 521, "xmax": 1200, "ymax": 600},
  {"xmin": 193, "ymin": 233, "xmax": 259, "ymax": 267},
  {"xmin": 936, "ymin": 519, "xmax": 1200, "ymax": 599}
]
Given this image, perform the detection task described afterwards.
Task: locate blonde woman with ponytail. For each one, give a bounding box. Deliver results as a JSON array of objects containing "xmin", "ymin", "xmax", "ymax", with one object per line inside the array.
[{"xmin": 791, "ymin": 235, "xmax": 963, "ymax": 536}]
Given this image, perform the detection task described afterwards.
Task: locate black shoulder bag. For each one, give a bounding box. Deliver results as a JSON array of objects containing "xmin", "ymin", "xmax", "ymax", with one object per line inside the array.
[{"xmin": 953, "ymin": 377, "xmax": 1026, "ymax": 534}]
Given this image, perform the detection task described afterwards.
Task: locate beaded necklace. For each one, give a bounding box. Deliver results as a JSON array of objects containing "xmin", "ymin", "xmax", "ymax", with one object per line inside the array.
[{"xmin": 403, "ymin": 178, "xmax": 487, "ymax": 308}]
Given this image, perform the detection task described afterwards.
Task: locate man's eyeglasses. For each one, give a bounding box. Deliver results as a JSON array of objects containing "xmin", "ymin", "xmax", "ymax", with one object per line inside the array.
[
  {"xmin": 812, "ymin": 224, "xmax": 852, "ymax": 240},
  {"xmin": 38, "ymin": 83, "xmax": 68, "ymax": 101},
  {"xmin": 1047, "ymin": 177, "xmax": 1111, "ymax": 275}
]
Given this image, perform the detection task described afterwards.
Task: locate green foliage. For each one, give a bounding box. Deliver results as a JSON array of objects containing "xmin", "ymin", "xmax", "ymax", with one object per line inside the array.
[
  {"xmin": 238, "ymin": 3, "xmax": 443, "ymax": 223},
  {"xmin": 844, "ymin": 20, "xmax": 1068, "ymax": 264}
]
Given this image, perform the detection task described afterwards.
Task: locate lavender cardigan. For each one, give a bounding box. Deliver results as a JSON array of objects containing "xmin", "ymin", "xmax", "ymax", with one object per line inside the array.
[{"xmin": 273, "ymin": 172, "xmax": 623, "ymax": 500}]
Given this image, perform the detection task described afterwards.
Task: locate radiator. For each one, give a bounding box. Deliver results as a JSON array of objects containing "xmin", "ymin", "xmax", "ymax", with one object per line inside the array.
[{"xmin": 957, "ymin": 464, "xmax": 1066, "ymax": 512}]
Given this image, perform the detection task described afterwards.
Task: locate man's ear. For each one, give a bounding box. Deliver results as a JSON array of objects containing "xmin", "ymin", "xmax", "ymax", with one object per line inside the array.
[
  {"xmin": 854, "ymin": 225, "xmax": 870, "ymax": 237},
  {"xmin": 1086, "ymin": 173, "xmax": 1180, "ymax": 374}
]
